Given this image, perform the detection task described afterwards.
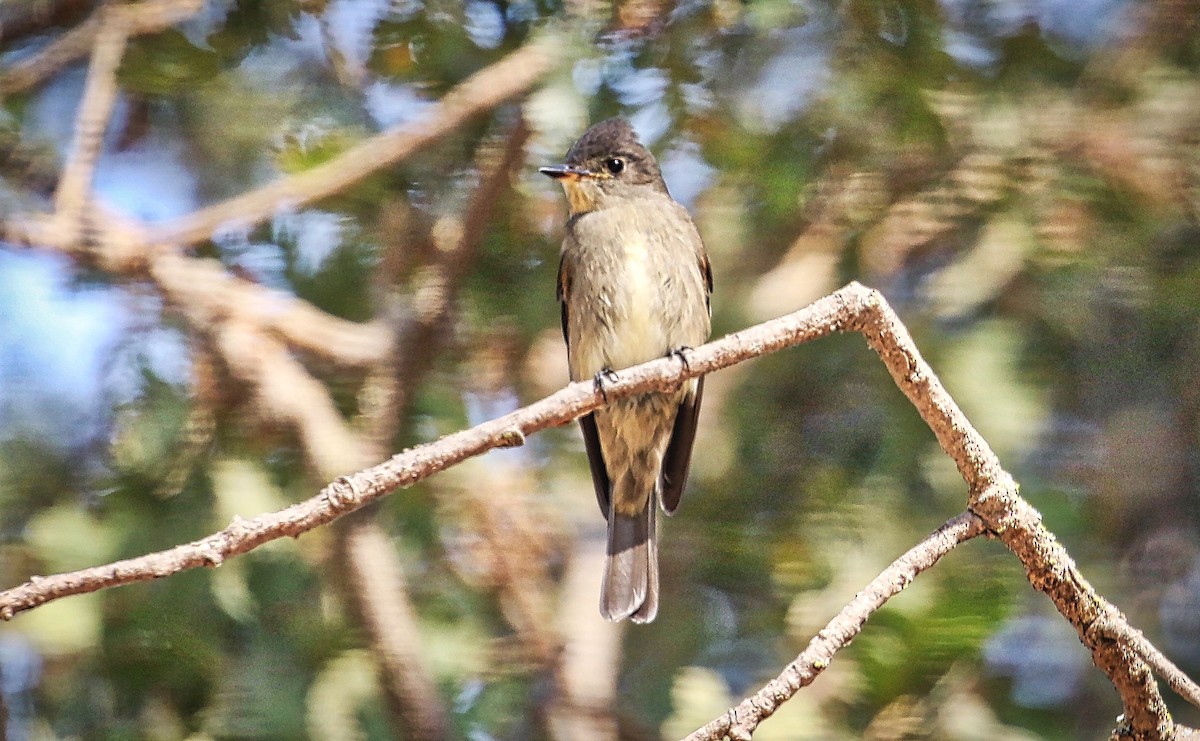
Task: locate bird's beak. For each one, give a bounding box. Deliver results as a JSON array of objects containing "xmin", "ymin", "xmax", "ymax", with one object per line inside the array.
[{"xmin": 539, "ymin": 163, "xmax": 593, "ymax": 180}]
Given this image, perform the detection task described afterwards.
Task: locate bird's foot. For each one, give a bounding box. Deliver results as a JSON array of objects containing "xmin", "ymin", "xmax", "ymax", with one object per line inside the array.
[
  {"xmin": 667, "ymin": 347, "xmax": 694, "ymax": 391},
  {"xmin": 593, "ymin": 368, "xmax": 620, "ymax": 403},
  {"xmin": 668, "ymin": 346, "xmax": 694, "ymax": 372}
]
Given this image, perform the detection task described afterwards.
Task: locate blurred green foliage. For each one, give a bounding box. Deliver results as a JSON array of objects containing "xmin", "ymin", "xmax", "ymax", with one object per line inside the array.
[{"xmin": 1, "ymin": 0, "xmax": 1199, "ymax": 738}]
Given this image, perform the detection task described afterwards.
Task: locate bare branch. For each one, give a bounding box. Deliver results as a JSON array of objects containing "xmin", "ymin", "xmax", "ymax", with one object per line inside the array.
[
  {"xmin": 0, "ymin": 285, "xmax": 861, "ymax": 618},
  {"xmin": 684, "ymin": 511, "xmax": 986, "ymax": 741},
  {"xmin": 1105, "ymin": 614, "xmax": 1200, "ymax": 712},
  {"xmin": 1, "ymin": 282, "xmax": 1193, "ymax": 740},
  {"xmin": 146, "ymin": 39, "xmax": 560, "ymax": 249}
]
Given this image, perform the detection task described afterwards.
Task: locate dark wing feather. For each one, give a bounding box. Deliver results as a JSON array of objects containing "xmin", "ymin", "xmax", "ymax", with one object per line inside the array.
[
  {"xmin": 559, "ymin": 253, "xmax": 612, "ymax": 518},
  {"xmin": 661, "ymin": 245, "xmax": 712, "ymax": 514},
  {"xmin": 579, "ymin": 412, "xmax": 612, "ymax": 518},
  {"xmin": 557, "ymin": 253, "xmax": 570, "ymax": 343},
  {"xmin": 660, "ymin": 376, "xmax": 703, "ymax": 514}
]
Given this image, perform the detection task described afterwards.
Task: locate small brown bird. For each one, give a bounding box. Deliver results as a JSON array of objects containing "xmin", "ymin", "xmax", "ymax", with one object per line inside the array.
[{"xmin": 541, "ymin": 118, "xmax": 712, "ymax": 622}]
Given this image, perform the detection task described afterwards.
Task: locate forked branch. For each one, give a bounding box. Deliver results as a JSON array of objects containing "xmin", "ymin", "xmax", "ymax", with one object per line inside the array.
[{"xmin": 0, "ymin": 283, "xmax": 1196, "ymax": 739}]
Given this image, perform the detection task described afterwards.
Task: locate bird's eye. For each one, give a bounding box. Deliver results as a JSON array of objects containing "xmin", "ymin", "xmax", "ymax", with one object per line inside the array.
[{"xmin": 604, "ymin": 157, "xmax": 625, "ymax": 174}]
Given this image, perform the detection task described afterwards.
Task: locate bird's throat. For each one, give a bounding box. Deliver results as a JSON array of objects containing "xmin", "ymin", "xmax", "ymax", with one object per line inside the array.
[{"xmin": 563, "ymin": 180, "xmax": 600, "ymax": 215}]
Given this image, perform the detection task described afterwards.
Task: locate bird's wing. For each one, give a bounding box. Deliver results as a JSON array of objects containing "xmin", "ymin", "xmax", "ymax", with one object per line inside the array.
[
  {"xmin": 579, "ymin": 413, "xmax": 611, "ymax": 518},
  {"xmin": 661, "ymin": 376, "xmax": 703, "ymax": 514},
  {"xmin": 660, "ymin": 248, "xmax": 712, "ymax": 514},
  {"xmin": 559, "ymin": 252, "xmax": 612, "ymax": 518}
]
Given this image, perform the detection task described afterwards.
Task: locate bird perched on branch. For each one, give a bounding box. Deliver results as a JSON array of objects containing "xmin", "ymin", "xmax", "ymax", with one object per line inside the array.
[{"xmin": 541, "ymin": 118, "xmax": 712, "ymax": 623}]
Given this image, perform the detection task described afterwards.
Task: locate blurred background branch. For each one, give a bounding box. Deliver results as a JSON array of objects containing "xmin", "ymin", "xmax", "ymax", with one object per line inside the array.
[
  {"xmin": 145, "ymin": 39, "xmax": 560, "ymax": 249},
  {"xmin": 333, "ymin": 119, "xmax": 533, "ymax": 738},
  {"xmin": 51, "ymin": 3, "xmax": 126, "ymax": 231},
  {"xmin": 1, "ymin": 12, "xmax": 559, "ymax": 738},
  {"xmin": 0, "ymin": 0, "xmax": 203, "ymax": 95}
]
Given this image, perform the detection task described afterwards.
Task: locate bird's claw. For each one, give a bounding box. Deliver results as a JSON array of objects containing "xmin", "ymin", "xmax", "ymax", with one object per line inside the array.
[
  {"xmin": 593, "ymin": 368, "xmax": 619, "ymax": 403},
  {"xmin": 666, "ymin": 347, "xmax": 696, "ymax": 393},
  {"xmin": 668, "ymin": 346, "xmax": 694, "ymax": 373}
]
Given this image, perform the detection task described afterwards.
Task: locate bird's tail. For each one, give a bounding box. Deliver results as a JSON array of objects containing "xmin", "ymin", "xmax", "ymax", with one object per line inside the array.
[{"xmin": 601, "ymin": 494, "xmax": 658, "ymax": 623}]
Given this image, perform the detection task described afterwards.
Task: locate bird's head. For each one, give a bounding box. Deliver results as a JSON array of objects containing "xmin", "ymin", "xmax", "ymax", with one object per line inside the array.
[{"xmin": 540, "ymin": 118, "xmax": 667, "ymax": 215}]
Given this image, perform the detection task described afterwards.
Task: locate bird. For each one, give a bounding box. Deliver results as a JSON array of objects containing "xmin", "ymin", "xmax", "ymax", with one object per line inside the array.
[{"xmin": 540, "ymin": 118, "xmax": 712, "ymax": 623}]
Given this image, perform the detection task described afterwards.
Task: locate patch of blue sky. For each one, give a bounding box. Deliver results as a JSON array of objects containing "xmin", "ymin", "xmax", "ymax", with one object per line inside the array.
[
  {"xmin": 0, "ymin": 251, "xmax": 125, "ymax": 447},
  {"xmin": 365, "ymin": 80, "xmax": 436, "ymax": 130},
  {"xmin": 660, "ymin": 140, "xmax": 716, "ymax": 210},
  {"xmin": 93, "ymin": 135, "xmax": 200, "ymax": 222},
  {"xmin": 735, "ymin": 25, "xmax": 832, "ymax": 134},
  {"xmin": 324, "ymin": 0, "xmax": 393, "ymax": 73},
  {"xmin": 465, "ymin": 0, "xmax": 506, "ymax": 49},
  {"xmin": 939, "ymin": 0, "xmax": 1132, "ymax": 70},
  {"xmin": 22, "ymin": 67, "xmax": 87, "ymax": 157},
  {"xmin": 273, "ymin": 210, "xmax": 349, "ymax": 276}
]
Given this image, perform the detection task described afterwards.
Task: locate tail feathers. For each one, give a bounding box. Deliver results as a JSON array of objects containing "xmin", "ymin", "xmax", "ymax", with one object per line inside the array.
[{"xmin": 601, "ymin": 500, "xmax": 658, "ymax": 623}]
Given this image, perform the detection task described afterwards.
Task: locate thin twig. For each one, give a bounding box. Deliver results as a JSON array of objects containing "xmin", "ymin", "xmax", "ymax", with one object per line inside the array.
[
  {"xmin": 146, "ymin": 39, "xmax": 560, "ymax": 249},
  {"xmin": 1108, "ymin": 614, "xmax": 1200, "ymax": 711},
  {"xmin": 684, "ymin": 511, "xmax": 986, "ymax": 741}
]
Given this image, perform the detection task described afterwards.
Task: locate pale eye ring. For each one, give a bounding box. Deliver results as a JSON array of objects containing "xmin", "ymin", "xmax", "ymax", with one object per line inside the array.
[{"xmin": 604, "ymin": 157, "xmax": 625, "ymax": 174}]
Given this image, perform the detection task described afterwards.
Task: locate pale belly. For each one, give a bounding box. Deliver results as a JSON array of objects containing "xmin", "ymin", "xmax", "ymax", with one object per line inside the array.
[{"xmin": 568, "ymin": 237, "xmax": 674, "ymax": 381}]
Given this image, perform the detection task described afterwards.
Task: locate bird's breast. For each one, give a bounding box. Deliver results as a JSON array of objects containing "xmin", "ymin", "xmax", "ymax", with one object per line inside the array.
[
  {"xmin": 609, "ymin": 235, "xmax": 663, "ymax": 366},
  {"xmin": 565, "ymin": 203, "xmax": 708, "ymax": 382},
  {"xmin": 568, "ymin": 235, "xmax": 673, "ymax": 380}
]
